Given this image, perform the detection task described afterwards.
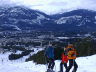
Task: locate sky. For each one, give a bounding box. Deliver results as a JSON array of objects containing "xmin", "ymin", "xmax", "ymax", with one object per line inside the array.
[{"xmin": 0, "ymin": 0, "xmax": 96, "ymax": 14}]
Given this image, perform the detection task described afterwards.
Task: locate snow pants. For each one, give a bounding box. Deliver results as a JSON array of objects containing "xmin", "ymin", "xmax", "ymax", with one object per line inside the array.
[
  {"xmin": 66, "ymin": 59, "xmax": 78, "ymax": 72},
  {"xmin": 60, "ymin": 63, "xmax": 67, "ymax": 72},
  {"xmin": 48, "ymin": 58, "xmax": 55, "ymax": 69}
]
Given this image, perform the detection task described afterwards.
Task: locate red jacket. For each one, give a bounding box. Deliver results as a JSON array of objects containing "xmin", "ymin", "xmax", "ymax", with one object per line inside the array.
[{"xmin": 61, "ymin": 53, "xmax": 68, "ymax": 63}]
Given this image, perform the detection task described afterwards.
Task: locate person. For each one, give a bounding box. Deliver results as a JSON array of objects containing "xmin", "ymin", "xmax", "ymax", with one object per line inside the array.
[
  {"xmin": 45, "ymin": 42, "xmax": 55, "ymax": 72},
  {"xmin": 65, "ymin": 42, "xmax": 78, "ymax": 72},
  {"xmin": 58, "ymin": 47, "xmax": 68, "ymax": 72}
]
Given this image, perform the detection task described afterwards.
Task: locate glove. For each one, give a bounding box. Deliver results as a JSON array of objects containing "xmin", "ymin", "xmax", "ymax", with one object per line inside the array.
[{"xmin": 44, "ymin": 54, "xmax": 47, "ymax": 57}]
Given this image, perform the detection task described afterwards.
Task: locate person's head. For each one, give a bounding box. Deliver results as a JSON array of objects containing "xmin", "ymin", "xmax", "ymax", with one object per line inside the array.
[
  {"xmin": 49, "ymin": 42, "xmax": 52, "ymax": 47},
  {"xmin": 68, "ymin": 42, "xmax": 73, "ymax": 48}
]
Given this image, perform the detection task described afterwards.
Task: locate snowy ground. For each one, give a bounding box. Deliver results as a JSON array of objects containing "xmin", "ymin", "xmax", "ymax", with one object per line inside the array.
[{"xmin": 0, "ymin": 47, "xmax": 96, "ymax": 72}]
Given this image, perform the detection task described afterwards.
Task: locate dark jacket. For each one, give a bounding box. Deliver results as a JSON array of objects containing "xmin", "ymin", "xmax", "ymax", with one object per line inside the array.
[{"xmin": 45, "ymin": 46, "xmax": 54, "ymax": 58}]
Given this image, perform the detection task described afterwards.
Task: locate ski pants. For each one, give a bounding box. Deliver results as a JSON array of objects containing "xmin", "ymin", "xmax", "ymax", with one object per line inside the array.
[
  {"xmin": 66, "ymin": 59, "xmax": 78, "ymax": 72},
  {"xmin": 48, "ymin": 58, "xmax": 55, "ymax": 69},
  {"xmin": 60, "ymin": 63, "xmax": 67, "ymax": 72}
]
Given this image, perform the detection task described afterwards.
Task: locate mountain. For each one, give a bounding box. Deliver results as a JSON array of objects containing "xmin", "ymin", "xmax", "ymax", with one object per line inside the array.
[
  {"xmin": 0, "ymin": 6, "xmax": 96, "ymax": 32},
  {"xmin": 0, "ymin": 6, "xmax": 53, "ymax": 30},
  {"xmin": 51, "ymin": 9, "xmax": 96, "ymax": 32}
]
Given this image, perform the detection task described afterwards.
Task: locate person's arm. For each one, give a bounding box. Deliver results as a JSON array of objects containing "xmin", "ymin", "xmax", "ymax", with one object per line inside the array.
[
  {"xmin": 53, "ymin": 47, "xmax": 54, "ymax": 57},
  {"xmin": 45, "ymin": 47, "xmax": 49, "ymax": 56},
  {"xmin": 64, "ymin": 47, "xmax": 68, "ymax": 51},
  {"xmin": 72, "ymin": 48, "xmax": 75, "ymax": 51},
  {"xmin": 63, "ymin": 47, "xmax": 68, "ymax": 55}
]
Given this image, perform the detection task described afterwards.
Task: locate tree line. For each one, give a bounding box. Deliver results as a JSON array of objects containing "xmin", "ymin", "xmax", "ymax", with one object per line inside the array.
[
  {"xmin": 9, "ymin": 50, "xmax": 34, "ymax": 60},
  {"xmin": 25, "ymin": 37, "xmax": 96, "ymax": 64}
]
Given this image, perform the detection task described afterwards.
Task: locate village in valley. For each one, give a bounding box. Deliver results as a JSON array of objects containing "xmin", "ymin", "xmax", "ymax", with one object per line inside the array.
[{"xmin": 0, "ymin": 30, "xmax": 96, "ymax": 52}]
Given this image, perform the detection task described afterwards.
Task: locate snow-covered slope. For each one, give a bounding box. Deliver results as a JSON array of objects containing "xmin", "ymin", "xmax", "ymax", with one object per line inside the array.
[
  {"xmin": 55, "ymin": 15, "xmax": 82, "ymax": 24},
  {"xmin": 0, "ymin": 6, "xmax": 52, "ymax": 30},
  {"xmin": 1, "ymin": 6, "xmax": 96, "ymax": 32},
  {"xmin": 0, "ymin": 48, "xmax": 96, "ymax": 72}
]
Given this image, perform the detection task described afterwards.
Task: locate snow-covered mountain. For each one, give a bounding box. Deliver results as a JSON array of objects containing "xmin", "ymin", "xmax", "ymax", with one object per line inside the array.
[
  {"xmin": 0, "ymin": 6, "xmax": 53, "ymax": 30},
  {"xmin": 0, "ymin": 6, "xmax": 96, "ymax": 32},
  {"xmin": 55, "ymin": 15, "xmax": 82, "ymax": 24},
  {"xmin": 52, "ymin": 9, "xmax": 96, "ymax": 25}
]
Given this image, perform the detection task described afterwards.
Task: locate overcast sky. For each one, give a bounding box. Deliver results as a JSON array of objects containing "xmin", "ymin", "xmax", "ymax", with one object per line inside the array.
[{"xmin": 0, "ymin": 0, "xmax": 96, "ymax": 14}]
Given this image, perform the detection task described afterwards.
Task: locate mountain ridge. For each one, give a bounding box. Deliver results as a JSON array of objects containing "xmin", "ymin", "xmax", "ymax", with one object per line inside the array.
[{"xmin": 0, "ymin": 6, "xmax": 96, "ymax": 32}]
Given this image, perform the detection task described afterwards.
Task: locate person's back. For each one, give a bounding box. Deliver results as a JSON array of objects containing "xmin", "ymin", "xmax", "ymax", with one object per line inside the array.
[
  {"xmin": 67, "ymin": 46, "xmax": 77, "ymax": 60},
  {"xmin": 66, "ymin": 42, "xmax": 78, "ymax": 72}
]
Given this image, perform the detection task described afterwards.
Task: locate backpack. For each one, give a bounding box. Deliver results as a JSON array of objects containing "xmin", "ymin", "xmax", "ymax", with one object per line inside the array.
[{"xmin": 67, "ymin": 48, "xmax": 77, "ymax": 60}]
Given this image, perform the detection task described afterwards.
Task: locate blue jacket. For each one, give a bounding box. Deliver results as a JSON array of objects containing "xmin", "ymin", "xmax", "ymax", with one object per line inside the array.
[{"xmin": 45, "ymin": 46, "xmax": 54, "ymax": 58}]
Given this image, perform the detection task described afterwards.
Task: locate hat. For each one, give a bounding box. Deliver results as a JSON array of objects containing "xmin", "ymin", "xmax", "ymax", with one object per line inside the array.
[{"xmin": 68, "ymin": 44, "xmax": 73, "ymax": 48}]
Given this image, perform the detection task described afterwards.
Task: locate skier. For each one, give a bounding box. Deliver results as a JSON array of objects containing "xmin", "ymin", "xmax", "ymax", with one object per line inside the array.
[
  {"xmin": 65, "ymin": 42, "xmax": 78, "ymax": 72},
  {"xmin": 45, "ymin": 42, "xmax": 55, "ymax": 72},
  {"xmin": 58, "ymin": 47, "xmax": 68, "ymax": 72}
]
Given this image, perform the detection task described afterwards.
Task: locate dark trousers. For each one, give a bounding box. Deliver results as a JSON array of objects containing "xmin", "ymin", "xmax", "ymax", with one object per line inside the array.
[
  {"xmin": 48, "ymin": 58, "xmax": 55, "ymax": 69},
  {"xmin": 60, "ymin": 63, "xmax": 67, "ymax": 72},
  {"xmin": 66, "ymin": 59, "xmax": 78, "ymax": 72}
]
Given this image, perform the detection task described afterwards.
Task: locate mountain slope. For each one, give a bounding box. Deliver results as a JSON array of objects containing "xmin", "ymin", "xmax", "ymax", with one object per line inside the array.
[
  {"xmin": 0, "ymin": 6, "xmax": 96, "ymax": 32},
  {"xmin": 51, "ymin": 9, "xmax": 96, "ymax": 32},
  {"xmin": 0, "ymin": 6, "xmax": 53, "ymax": 30},
  {"xmin": 0, "ymin": 50, "xmax": 96, "ymax": 72}
]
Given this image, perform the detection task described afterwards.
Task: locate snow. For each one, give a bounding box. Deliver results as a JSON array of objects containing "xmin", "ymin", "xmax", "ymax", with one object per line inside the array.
[
  {"xmin": 13, "ymin": 25, "xmax": 21, "ymax": 31},
  {"xmin": 84, "ymin": 34, "xmax": 91, "ymax": 37},
  {"xmin": 57, "ymin": 37, "xmax": 69, "ymax": 39},
  {"xmin": 9, "ymin": 8, "xmax": 25, "ymax": 15},
  {"xmin": 1, "ymin": 24, "xmax": 21, "ymax": 31},
  {"xmin": 36, "ymin": 13, "xmax": 45, "ymax": 20},
  {"xmin": 15, "ymin": 50, "xmax": 23, "ymax": 54},
  {"xmin": 0, "ymin": 14, "xmax": 4, "ymax": 16},
  {"xmin": 0, "ymin": 47, "xmax": 96, "ymax": 72},
  {"xmin": 55, "ymin": 15, "xmax": 82, "ymax": 24},
  {"xmin": 95, "ymin": 16, "xmax": 96, "ymax": 20},
  {"xmin": 77, "ymin": 18, "xmax": 87, "ymax": 26},
  {"xmin": 77, "ymin": 34, "xmax": 80, "ymax": 36},
  {"xmin": 94, "ymin": 22, "xmax": 96, "ymax": 24},
  {"xmin": 30, "ymin": 13, "xmax": 46, "ymax": 25}
]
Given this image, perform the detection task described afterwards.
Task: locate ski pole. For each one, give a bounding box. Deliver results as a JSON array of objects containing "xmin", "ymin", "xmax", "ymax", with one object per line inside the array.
[
  {"xmin": 45, "ymin": 55, "xmax": 48, "ymax": 70},
  {"xmin": 73, "ymin": 55, "xmax": 74, "ymax": 72},
  {"xmin": 55, "ymin": 63, "xmax": 56, "ymax": 72}
]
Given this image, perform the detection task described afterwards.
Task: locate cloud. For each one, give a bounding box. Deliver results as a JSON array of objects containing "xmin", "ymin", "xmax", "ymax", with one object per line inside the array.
[
  {"xmin": 34, "ymin": 4, "xmax": 44, "ymax": 6},
  {"xmin": 48, "ymin": 1, "xmax": 67, "ymax": 6},
  {"xmin": 0, "ymin": 0, "xmax": 21, "ymax": 7},
  {"xmin": 0, "ymin": 0, "xmax": 96, "ymax": 14},
  {"xmin": 0, "ymin": 0, "xmax": 12, "ymax": 5}
]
